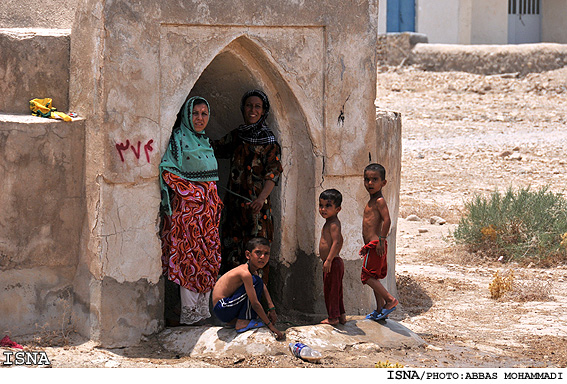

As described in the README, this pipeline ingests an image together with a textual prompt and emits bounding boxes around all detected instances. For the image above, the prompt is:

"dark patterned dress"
[214,130,283,274]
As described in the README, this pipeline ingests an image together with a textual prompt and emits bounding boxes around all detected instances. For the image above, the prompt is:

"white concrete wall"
[378,0,387,34]
[416,0,461,44]
[470,0,507,44]
[69,0,395,347]
[542,0,567,44]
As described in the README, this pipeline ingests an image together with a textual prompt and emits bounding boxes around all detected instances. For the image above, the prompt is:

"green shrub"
[454,186,567,266]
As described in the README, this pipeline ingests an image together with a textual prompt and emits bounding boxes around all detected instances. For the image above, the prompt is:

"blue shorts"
[213,275,264,323]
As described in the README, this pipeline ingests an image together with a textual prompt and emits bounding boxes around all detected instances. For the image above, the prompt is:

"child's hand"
[270,326,284,340]
[268,309,277,324]
[323,259,332,274]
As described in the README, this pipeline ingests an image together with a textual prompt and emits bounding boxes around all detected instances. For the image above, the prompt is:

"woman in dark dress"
[214,90,283,283]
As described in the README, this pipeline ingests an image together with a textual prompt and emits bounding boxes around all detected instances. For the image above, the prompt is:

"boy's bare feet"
[384,297,399,310]
[339,314,347,324]
[320,317,339,325]
[235,318,250,330]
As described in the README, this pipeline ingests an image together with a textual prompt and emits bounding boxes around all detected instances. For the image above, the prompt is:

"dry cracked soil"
[3,64,567,370]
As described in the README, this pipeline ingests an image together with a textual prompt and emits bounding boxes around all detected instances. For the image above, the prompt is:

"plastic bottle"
[289,342,323,362]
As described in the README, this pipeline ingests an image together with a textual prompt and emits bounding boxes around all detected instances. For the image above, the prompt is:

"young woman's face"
[192,103,209,133]
[243,96,264,125]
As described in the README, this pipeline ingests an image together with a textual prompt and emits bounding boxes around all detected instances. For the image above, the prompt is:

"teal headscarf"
[159,96,218,215]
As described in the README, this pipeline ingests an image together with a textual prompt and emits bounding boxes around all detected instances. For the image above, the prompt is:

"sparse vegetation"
[454,187,567,266]
[375,360,404,368]
[488,269,553,302]
[488,270,515,299]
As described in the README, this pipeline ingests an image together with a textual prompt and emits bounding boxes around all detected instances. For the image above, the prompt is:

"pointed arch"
[159,30,322,312]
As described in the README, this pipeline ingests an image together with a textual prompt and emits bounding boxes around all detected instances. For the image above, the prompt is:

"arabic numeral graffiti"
[116,139,154,163]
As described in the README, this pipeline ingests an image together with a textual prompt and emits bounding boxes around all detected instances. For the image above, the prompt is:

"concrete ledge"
[377,32,428,66]
[411,43,567,75]
[0,28,71,114]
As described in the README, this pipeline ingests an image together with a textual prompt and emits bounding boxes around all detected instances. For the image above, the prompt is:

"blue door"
[508,0,541,44]
[387,0,416,32]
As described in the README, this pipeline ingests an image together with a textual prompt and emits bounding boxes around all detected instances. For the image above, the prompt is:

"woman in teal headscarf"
[159,96,223,325]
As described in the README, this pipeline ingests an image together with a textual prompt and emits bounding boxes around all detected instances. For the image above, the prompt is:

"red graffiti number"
[116,139,154,163]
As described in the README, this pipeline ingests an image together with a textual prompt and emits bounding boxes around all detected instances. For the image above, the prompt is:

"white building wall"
[470,0,507,44]
[416,0,461,43]
[542,0,567,43]
[378,0,387,34]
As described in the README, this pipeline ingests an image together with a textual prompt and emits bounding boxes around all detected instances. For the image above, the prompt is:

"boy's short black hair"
[245,237,271,253]
[319,188,342,207]
[364,163,386,180]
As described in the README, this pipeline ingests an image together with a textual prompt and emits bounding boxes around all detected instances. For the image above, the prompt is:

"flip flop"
[236,319,265,333]
[365,310,381,320]
[374,306,397,321]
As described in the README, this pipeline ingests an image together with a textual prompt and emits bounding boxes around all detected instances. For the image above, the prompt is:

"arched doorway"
[160,34,320,323]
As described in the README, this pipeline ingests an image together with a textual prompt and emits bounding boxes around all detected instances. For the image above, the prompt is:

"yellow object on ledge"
[29,98,72,121]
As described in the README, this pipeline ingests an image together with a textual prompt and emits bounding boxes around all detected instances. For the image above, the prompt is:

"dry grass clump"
[489,270,515,299]
[489,269,553,302]
[375,360,404,368]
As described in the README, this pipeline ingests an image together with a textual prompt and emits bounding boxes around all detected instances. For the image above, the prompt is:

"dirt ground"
[3,65,567,369]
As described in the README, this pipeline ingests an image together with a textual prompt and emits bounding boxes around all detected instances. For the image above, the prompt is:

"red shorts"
[360,240,388,284]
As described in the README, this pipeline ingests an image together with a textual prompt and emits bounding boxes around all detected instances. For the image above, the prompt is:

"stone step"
[0,28,71,115]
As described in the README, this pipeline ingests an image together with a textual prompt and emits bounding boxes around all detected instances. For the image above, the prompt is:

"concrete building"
[1,0,402,347]
[379,0,567,44]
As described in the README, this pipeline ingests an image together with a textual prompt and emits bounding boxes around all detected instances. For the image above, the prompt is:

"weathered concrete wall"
[377,32,428,66]
[410,43,567,75]
[0,29,70,114]
[416,0,464,44]
[470,0,507,44]
[69,0,390,347]
[0,0,77,29]
[0,115,85,335]
[542,0,567,44]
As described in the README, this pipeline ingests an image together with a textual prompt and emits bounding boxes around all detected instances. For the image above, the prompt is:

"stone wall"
[377,32,428,66]
[69,0,398,347]
[411,43,567,75]
[0,115,85,336]
[0,29,70,115]
[378,32,567,75]
[0,0,77,29]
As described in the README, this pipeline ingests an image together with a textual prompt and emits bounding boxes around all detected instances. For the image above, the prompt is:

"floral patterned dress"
[160,171,223,324]
[214,130,283,273]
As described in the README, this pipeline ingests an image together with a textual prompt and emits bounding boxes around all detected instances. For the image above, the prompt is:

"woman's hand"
[247,180,276,214]
[247,198,264,214]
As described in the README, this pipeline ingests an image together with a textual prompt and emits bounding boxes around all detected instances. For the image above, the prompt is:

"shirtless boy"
[360,163,399,321]
[318,189,346,325]
[212,237,284,340]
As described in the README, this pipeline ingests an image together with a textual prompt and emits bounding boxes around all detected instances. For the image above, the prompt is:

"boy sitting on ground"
[212,237,284,340]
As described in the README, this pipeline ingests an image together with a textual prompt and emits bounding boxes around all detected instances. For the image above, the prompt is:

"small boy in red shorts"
[360,163,398,321]
[318,189,346,325]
